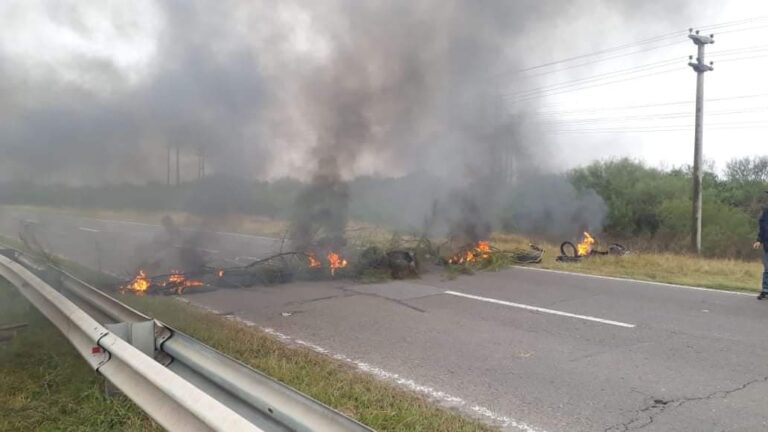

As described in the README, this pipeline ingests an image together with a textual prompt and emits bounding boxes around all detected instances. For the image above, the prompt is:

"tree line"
[571,156,768,258]
[0,156,765,258]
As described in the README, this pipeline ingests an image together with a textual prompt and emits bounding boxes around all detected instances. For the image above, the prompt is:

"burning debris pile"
[557,232,628,262]
[443,240,544,271]
[116,164,551,296]
[120,249,353,296]
[426,192,544,271]
[121,269,209,296]
[447,240,492,265]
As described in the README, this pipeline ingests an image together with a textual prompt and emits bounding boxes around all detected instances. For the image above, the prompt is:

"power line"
[515,35,682,73]
[547,123,768,134]
[539,107,768,124]
[713,54,768,65]
[536,92,768,116]
[506,57,682,99]
[698,16,768,31]
[710,44,768,56]
[508,50,768,103]
[550,120,768,130]
[471,18,768,108]
[521,40,686,78]
[490,16,768,79]
[713,23,768,35]
[506,67,683,103]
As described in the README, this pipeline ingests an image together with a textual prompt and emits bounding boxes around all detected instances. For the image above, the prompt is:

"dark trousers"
[763,251,768,294]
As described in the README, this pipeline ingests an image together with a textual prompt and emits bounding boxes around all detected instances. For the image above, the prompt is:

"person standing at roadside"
[754,192,768,300]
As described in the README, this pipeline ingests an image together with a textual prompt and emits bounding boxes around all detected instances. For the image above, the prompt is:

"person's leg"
[763,251,768,294]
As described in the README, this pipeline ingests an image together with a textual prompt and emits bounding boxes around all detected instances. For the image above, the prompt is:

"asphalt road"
[2,207,768,432]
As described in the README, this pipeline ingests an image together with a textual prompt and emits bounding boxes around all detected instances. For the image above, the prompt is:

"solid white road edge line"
[261,325,548,432]
[78,227,100,232]
[444,290,636,328]
[512,265,755,296]
[177,299,547,432]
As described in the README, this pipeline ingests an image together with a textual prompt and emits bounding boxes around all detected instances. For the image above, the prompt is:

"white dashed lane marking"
[444,290,636,328]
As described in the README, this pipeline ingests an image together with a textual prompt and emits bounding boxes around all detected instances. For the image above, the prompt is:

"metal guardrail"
[0,248,373,432]
[0,254,262,432]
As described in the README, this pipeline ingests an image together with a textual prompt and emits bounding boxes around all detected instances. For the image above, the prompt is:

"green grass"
[0,237,495,431]
[0,281,161,432]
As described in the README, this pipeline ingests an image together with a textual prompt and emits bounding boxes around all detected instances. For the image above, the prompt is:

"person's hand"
[754,241,763,250]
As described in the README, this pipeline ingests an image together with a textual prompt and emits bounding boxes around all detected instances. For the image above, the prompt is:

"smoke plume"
[0,0,703,238]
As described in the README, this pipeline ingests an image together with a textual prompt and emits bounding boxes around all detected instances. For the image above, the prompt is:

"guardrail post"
[104,320,156,397]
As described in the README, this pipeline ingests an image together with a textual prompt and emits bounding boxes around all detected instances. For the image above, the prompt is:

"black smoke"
[0,0,704,238]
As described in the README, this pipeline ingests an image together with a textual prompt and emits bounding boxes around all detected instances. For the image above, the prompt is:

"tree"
[724,156,768,183]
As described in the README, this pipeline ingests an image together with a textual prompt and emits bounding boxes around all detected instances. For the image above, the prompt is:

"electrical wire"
[535,92,768,116]
[506,67,683,103]
[547,121,768,134]
[539,108,768,125]
[505,58,683,99]
[489,16,768,79]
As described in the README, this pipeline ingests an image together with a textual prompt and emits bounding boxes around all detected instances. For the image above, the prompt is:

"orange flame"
[476,240,491,256]
[576,232,595,257]
[123,270,150,295]
[164,270,203,295]
[326,251,348,276]
[449,240,492,264]
[307,253,321,268]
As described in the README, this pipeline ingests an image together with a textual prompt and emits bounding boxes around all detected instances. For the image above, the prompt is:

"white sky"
[510,2,768,172]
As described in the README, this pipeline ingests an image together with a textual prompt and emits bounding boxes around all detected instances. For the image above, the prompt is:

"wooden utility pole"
[197,147,206,180]
[688,29,714,254]
[175,145,180,185]
[166,145,171,186]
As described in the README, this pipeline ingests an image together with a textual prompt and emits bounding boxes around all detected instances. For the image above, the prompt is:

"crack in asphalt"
[283,292,356,306]
[340,287,429,313]
[604,375,768,431]
[280,286,435,313]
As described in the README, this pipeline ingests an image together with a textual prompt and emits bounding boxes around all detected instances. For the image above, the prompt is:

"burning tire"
[560,241,578,258]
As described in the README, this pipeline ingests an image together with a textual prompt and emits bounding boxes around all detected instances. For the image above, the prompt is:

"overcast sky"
[515,2,768,171]
[0,0,765,184]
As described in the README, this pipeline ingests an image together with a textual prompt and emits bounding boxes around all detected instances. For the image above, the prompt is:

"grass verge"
[0,281,161,432]
[116,293,496,431]
[491,233,763,293]
[0,239,496,432]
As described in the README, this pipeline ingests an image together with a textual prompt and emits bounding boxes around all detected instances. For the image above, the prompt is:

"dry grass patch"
[491,233,763,292]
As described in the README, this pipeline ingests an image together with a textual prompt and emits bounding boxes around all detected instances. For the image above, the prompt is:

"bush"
[657,196,755,258]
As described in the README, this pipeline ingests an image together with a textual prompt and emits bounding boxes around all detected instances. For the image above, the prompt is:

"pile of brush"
[439,240,544,272]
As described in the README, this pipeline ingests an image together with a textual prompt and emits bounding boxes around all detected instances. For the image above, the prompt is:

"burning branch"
[443,240,543,269]
[306,253,321,268]
[327,251,348,276]
[121,269,205,296]
[448,240,492,265]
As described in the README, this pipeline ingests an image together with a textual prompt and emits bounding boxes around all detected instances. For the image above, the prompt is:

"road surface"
[1,207,767,432]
